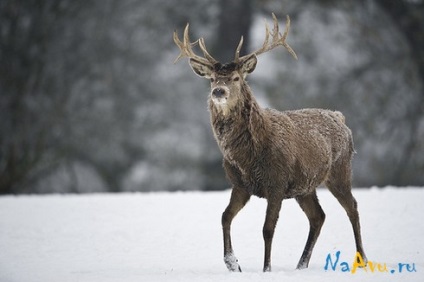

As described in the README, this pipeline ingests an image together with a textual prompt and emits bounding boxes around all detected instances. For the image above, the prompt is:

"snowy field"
[0,187,423,282]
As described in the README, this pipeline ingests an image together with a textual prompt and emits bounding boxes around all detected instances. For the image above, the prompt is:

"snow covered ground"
[0,187,422,282]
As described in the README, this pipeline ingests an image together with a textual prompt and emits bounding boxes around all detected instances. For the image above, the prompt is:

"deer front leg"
[263,199,282,272]
[222,187,250,272]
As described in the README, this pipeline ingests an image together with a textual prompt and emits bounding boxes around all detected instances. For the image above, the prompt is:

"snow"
[0,187,423,282]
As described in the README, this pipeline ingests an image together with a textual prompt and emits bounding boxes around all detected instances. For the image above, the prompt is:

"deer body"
[174,13,367,272]
[212,101,350,200]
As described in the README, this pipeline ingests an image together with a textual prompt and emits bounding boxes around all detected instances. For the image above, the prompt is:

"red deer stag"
[173,13,367,272]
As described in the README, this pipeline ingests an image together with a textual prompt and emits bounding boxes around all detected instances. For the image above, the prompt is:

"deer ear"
[189,58,213,79]
[240,54,257,76]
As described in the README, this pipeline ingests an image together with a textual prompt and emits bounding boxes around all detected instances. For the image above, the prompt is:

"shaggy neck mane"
[209,82,269,160]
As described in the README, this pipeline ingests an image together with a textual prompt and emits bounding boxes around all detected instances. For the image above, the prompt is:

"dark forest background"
[1,0,423,194]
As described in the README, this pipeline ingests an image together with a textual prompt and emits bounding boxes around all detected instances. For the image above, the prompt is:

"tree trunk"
[214,0,254,63]
[374,0,424,184]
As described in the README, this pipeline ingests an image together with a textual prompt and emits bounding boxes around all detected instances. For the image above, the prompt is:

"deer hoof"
[296,262,308,270]
[263,265,271,272]
[224,253,242,272]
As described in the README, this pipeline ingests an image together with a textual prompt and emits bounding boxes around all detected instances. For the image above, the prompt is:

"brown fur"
[205,67,367,272]
[173,14,367,272]
[210,83,352,199]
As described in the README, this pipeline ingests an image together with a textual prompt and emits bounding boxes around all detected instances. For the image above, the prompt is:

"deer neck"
[209,83,268,162]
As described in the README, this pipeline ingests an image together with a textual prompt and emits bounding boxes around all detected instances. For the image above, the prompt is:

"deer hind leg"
[326,165,367,265]
[295,191,326,269]
[222,186,251,272]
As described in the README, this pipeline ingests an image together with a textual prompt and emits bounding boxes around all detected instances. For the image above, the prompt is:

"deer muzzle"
[212,87,226,98]
[211,86,230,105]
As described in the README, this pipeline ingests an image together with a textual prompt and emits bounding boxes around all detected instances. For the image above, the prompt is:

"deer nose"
[212,88,226,98]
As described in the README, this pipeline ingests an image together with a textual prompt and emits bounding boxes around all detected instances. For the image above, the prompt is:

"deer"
[173,13,367,272]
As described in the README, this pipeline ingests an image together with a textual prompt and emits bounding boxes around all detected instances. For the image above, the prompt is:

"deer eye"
[233,76,240,82]
[210,78,215,83]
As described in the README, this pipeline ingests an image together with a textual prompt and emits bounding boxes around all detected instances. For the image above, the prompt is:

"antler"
[235,13,298,63]
[173,24,218,65]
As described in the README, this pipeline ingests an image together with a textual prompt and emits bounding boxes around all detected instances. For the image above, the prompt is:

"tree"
[214,0,254,62]
[374,0,424,184]
[0,0,92,193]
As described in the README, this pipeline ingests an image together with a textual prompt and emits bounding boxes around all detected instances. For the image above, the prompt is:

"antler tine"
[271,13,280,43]
[260,21,271,55]
[237,13,297,62]
[173,23,217,65]
[199,38,218,65]
[281,15,298,60]
[234,36,244,63]
[173,24,190,63]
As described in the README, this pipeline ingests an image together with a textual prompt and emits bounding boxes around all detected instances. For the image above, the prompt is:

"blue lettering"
[407,263,417,272]
[324,251,340,271]
[340,261,350,272]
[398,262,417,273]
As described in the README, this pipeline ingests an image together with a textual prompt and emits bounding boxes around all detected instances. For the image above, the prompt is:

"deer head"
[173,13,297,112]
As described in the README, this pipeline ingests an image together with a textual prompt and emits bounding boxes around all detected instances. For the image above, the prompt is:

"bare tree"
[214,0,254,62]
[374,0,424,184]
[0,0,83,193]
